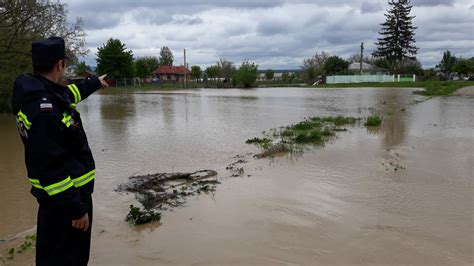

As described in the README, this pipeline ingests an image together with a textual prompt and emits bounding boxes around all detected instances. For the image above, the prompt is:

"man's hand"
[72,213,89,232]
[99,74,109,88]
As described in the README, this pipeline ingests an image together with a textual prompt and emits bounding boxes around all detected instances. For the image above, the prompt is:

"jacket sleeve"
[27,110,87,220]
[66,76,103,105]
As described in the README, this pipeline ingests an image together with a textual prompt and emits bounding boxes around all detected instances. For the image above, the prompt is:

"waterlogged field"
[0,87,472,265]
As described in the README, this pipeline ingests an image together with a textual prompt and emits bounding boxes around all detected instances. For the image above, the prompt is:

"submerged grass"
[126,205,161,225]
[365,115,383,126]
[313,81,474,96]
[245,137,272,149]
[246,116,359,158]
[310,116,359,126]
[292,121,315,130]
[294,130,323,143]
[2,234,36,262]
[412,81,474,96]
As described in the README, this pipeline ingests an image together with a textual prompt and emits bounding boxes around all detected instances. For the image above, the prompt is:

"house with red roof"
[151,66,191,82]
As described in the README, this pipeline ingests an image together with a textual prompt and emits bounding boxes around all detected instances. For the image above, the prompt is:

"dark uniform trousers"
[36,193,93,266]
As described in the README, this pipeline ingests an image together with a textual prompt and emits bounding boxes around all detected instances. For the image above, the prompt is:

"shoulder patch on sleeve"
[39,97,53,112]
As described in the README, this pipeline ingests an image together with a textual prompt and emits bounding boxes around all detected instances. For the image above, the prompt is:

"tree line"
[89,38,259,88]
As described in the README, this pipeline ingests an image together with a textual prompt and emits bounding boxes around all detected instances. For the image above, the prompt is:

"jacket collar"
[34,74,71,104]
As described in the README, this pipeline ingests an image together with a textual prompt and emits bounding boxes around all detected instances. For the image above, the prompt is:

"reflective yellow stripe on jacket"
[62,112,72,127]
[18,111,32,130]
[67,84,81,104]
[28,170,95,195]
[29,177,74,196]
[72,169,96,188]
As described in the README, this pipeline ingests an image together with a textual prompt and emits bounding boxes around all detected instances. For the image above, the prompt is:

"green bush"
[233,60,258,88]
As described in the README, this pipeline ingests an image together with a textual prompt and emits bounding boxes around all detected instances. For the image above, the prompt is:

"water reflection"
[2,88,472,265]
[375,89,410,148]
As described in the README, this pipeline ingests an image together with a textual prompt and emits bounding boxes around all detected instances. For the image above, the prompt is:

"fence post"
[413,74,416,82]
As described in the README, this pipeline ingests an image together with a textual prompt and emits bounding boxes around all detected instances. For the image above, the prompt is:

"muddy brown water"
[0,87,472,265]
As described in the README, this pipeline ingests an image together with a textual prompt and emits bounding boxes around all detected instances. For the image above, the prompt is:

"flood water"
[0,87,472,265]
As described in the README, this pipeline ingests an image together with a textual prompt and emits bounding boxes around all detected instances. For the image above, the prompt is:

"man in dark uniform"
[11,37,108,265]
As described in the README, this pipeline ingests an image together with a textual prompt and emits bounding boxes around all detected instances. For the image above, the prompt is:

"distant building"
[257,72,291,81]
[348,62,388,75]
[69,70,96,82]
[151,66,191,82]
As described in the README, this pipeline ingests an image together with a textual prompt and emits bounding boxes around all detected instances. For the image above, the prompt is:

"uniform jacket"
[12,74,102,219]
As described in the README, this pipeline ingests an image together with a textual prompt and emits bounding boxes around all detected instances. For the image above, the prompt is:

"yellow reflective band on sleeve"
[29,177,74,196]
[29,178,42,189]
[67,84,81,104]
[72,169,95,188]
[62,112,72,127]
[43,177,74,196]
[71,84,82,102]
[18,111,32,130]
[67,85,79,103]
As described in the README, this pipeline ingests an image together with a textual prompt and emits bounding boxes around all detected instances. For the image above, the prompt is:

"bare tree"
[217,58,235,82]
[301,51,330,83]
[348,54,375,64]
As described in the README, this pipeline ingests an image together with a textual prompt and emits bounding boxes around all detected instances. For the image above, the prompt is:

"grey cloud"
[360,1,383,13]
[70,0,473,69]
[257,20,293,36]
[413,0,455,6]
[80,13,122,30]
[67,0,287,14]
[133,9,173,25]
[171,15,203,25]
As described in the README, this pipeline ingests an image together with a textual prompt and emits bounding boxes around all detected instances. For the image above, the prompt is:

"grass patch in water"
[245,137,272,149]
[280,129,294,137]
[247,116,359,158]
[365,115,382,126]
[294,130,323,143]
[313,81,474,96]
[2,234,36,262]
[322,127,335,136]
[292,121,315,130]
[413,81,474,96]
[126,205,161,225]
[310,116,359,126]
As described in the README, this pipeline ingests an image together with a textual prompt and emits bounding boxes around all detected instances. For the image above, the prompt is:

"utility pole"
[360,42,364,75]
[183,49,187,89]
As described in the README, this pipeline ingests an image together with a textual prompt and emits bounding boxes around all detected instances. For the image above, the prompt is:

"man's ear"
[56,59,64,71]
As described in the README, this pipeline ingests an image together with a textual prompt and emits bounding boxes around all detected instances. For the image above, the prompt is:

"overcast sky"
[64,0,474,69]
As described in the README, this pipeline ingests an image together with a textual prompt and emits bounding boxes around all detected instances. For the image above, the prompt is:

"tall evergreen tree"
[96,38,134,79]
[373,0,418,70]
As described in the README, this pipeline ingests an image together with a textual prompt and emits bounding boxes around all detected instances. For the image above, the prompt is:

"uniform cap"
[31,37,68,67]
